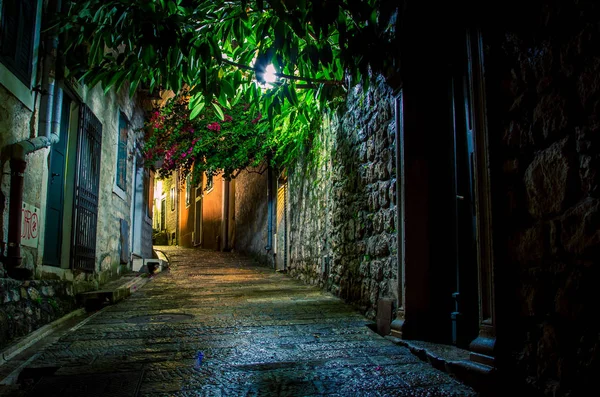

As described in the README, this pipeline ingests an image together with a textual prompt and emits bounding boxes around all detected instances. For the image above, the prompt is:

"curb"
[0,308,86,367]
[386,336,497,395]
[0,273,154,385]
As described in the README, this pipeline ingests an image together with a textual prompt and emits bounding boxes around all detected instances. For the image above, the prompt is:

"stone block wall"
[0,84,47,275]
[287,77,397,318]
[0,279,76,349]
[484,1,600,394]
[234,168,273,266]
[87,84,148,282]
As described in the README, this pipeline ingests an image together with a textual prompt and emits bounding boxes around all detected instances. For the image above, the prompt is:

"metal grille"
[72,104,102,272]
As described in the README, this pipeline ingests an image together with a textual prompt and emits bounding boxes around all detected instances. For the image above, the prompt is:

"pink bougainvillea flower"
[224,114,233,122]
[251,112,262,124]
[207,122,221,131]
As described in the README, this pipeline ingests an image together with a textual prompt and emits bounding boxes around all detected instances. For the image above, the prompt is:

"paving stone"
[16,247,476,396]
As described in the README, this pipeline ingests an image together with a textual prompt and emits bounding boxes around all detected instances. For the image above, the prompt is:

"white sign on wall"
[21,202,40,248]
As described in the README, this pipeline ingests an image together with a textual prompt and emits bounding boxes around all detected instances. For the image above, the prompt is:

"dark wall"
[233,168,273,266]
[287,78,397,318]
[483,1,600,395]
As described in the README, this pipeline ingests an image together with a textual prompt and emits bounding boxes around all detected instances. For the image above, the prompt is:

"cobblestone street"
[19,247,476,396]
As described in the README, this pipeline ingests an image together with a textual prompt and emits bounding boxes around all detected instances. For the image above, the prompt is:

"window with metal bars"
[0,0,37,87]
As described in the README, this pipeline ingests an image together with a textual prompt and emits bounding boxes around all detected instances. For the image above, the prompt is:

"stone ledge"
[77,274,152,311]
[386,336,498,396]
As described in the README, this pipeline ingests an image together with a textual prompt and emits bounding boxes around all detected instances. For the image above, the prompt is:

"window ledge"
[113,185,127,201]
[0,64,34,111]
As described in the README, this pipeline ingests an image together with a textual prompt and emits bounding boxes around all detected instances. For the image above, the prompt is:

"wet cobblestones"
[23,247,476,396]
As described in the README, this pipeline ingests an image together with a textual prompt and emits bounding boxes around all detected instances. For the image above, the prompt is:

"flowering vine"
[143,91,268,184]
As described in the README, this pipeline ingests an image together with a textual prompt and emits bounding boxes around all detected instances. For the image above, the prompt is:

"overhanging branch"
[220,58,344,86]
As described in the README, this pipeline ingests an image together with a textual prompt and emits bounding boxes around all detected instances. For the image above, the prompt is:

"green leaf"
[142,45,156,65]
[190,101,205,120]
[104,70,125,93]
[168,1,177,14]
[169,72,181,94]
[212,102,225,121]
[218,89,230,108]
[129,77,140,98]
[221,79,234,98]
[231,89,242,106]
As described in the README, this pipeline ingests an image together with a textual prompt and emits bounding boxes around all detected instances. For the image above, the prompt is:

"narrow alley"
[8,247,475,396]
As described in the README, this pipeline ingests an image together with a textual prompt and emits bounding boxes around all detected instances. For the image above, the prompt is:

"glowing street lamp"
[262,64,277,84]
[256,63,278,85]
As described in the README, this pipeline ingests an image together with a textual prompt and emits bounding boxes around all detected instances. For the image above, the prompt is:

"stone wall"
[0,84,47,276]
[233,168,273,266]
[0,278,76,349]
[1,66,148,347]
[484,1,600,394]
[85,84,148,283]
[287,78,397,318]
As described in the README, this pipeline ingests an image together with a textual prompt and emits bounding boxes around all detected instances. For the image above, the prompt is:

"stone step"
[77,273,153,311]
[76,255,169,311]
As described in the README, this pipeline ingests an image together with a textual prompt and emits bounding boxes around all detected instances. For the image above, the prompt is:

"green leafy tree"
[60,0,399,172]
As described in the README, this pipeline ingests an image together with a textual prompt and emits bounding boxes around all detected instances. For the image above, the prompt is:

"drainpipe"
[222,178,230,251]
[6,152,27,271]
[6,0,63,277]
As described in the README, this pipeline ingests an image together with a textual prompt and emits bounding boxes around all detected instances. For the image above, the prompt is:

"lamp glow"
[263,64,277,84]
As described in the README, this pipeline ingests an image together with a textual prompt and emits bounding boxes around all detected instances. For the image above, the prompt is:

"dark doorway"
[43,98,71,266]
[448,32,480,348]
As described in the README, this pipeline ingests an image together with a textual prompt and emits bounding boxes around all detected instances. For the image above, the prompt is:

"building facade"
[0,0,154,347]
[153,170,235,251]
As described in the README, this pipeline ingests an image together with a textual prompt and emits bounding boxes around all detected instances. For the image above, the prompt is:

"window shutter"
[116,113,128,190]
[0,0,37,86]
[16,0,35,80]
[0,2,19,58]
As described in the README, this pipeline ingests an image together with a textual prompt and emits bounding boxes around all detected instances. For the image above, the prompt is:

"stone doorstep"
[385,336,497,395]
[77,273,153,311]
